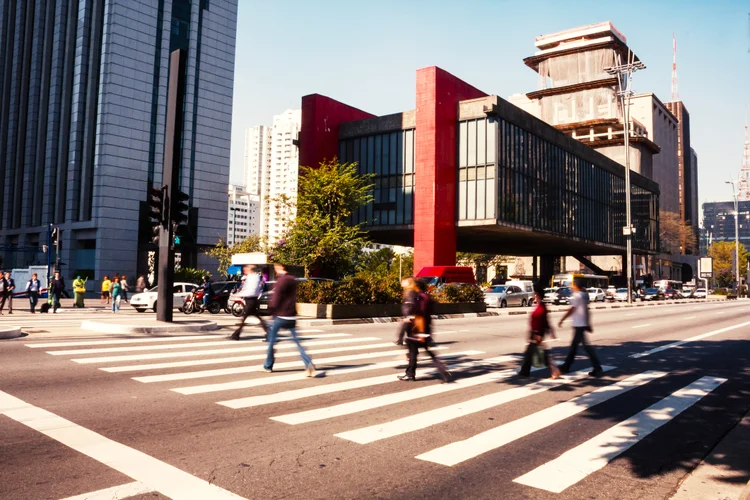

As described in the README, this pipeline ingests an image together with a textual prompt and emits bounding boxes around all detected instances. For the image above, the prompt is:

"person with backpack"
[26,273,41,313]
[519,284,560,378]
[558,278,604,377]
[230,265,268,341]
[398,279,451,382]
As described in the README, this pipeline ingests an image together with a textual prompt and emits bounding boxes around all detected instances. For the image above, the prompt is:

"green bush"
[429,284,484,304]
[713,288,728,296]
[174,267,210,284]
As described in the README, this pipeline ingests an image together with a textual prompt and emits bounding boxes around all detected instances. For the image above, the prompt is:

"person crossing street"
[50,271,65,313]
[558,278,603,377]
[230,265,268,341]
[26,273,41,313]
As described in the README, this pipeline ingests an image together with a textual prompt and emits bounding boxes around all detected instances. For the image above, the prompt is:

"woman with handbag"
[519,284,560,379]
[398,279,452,382]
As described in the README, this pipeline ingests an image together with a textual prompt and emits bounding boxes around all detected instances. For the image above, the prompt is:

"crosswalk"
[25,332,727,494]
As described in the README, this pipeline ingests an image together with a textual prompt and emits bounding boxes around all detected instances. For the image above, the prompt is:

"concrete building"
[0,0,238,288]
[244,125,272,197]
[703,200,750,251]
[665,101,698,251]
[227,185,259,246]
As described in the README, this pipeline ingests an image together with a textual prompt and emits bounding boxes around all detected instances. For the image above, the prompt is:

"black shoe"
[589,367,604,377]
[559,365,570,374]
[397,374,416,381]
[518,370,531,377]
[442,371,453,383]
[229,334,240,341]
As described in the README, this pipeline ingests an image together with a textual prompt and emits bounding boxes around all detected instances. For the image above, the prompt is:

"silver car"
[484,285,530,308]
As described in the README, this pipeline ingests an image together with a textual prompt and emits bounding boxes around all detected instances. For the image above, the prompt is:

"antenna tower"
[671,34,679,101]
[739,124,750,201]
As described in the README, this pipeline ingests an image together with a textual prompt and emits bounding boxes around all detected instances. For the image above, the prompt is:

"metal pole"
[735,190,740,294]
[46,223,51,284]
[623,92,633,303]
[232,207,237,245]
[399,254,402,282]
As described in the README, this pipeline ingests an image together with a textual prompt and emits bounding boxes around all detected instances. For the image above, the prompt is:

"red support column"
[299,94,374,169]
[413,67,486,273]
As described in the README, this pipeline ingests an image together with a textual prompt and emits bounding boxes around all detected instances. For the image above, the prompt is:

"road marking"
[71,337,382,364]
[0,390,245,499]
[26,334,224,348]
[217,351,490,409]
[415,371,665,466]
[682,316,696,320]
[60,481,154,500]
[624,313,637,316]
[630,321,750,358]
[125,344,406,381]
[631,324,651,329]
[335,366,616,444]
[174,350,481,394]
[47,334,351,355]
[272,358,521,425]
[513,376,726,493]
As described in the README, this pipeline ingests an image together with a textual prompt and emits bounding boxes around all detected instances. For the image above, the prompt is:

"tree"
[204,234,264,277]
[708,241,748,288]
[271,159,374,278]
[660,211,698,255]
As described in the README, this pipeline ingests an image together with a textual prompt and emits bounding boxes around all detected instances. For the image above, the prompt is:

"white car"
[613,288,636,302]
[588,288,606,302]
[130,282,198,312]
[692,288,707,299]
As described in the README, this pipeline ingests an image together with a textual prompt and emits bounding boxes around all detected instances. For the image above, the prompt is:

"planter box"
[296,302,485,319]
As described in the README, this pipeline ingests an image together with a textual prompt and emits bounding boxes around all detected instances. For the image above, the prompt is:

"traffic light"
[171,187,189,226]
[50,227,59,246]
[149,186,167,245]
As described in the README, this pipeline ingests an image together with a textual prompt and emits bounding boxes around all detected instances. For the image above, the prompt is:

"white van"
[504,280,534,306]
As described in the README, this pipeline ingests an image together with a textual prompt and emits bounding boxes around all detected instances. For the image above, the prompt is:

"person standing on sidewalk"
[26,273,41,313]
[263,263,315,376]
[101,276,111,304]
[0,271,7,315]
[73,276,87,308]
[519,284,560,378]
[231,265,267,341]
[3,271,15,314]
[111,277,122,313]
[121,275,130,304]
[558,278,603,377]
[50,271,65,313]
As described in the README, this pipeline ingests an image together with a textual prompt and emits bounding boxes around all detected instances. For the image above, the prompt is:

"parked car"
[605,285,617,300]
[692,288,707,299]
[130,282,198,312]
[543,286,572,305]
[484,285,530,308]
[663,289,680,300]
[613,288,636,302]
[587,287,606,302]
[641,287,664,301]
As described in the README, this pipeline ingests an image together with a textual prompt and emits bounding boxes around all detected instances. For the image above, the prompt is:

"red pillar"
[413,67,486,273]
[299,94,374,169]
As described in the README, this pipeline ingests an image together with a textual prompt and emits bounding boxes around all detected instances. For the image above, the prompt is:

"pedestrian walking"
[519,284,560,378]
[0,271,7,315]
[73,276,87,308]
[558,278,604,377]
[398,279,451,382]
[3,271,16,314]
[135,274,147,293]
[121,275,130,303]
[263,263,315,376]
[230,265,268,341]
[26,273,41,313]
[395,277,418,346]
[50,271,65,313]
[101,276,111,304]
[111,277,122,313]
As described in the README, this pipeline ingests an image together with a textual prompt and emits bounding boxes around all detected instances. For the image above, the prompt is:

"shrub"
[429,284,484,304]
[175,267,209,284]
[713,288,728,296]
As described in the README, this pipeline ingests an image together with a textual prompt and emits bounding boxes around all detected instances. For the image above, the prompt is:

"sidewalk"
[670,409,750,500]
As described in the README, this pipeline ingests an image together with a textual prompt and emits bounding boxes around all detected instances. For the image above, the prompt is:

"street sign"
[699,257,713,279]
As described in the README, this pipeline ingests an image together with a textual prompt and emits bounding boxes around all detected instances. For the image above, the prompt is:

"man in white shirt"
[558,279,603,377]
[230,265,268,341]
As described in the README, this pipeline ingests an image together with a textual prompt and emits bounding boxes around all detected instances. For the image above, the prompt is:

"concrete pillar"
[540,255,555,288]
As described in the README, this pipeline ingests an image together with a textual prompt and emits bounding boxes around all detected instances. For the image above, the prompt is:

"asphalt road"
[1,299,749,499]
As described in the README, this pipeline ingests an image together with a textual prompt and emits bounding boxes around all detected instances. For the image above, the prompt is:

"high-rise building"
[665,101,698,252]
[243,110,301,246]
[227,185,259,246]
[0,0,238,288]
[703,200,750,250]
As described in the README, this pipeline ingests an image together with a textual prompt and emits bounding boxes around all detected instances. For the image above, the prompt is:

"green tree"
[271,159,374,278]
[204,234,264,277]
[708,241,748,288]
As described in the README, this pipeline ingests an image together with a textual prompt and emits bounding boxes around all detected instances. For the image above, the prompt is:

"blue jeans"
[112,295,121,312]
[264,318,311,370]
[202,293,209,308]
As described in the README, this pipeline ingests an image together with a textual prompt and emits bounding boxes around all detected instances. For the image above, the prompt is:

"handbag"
[530,343,545,368]
[413,315,426,334]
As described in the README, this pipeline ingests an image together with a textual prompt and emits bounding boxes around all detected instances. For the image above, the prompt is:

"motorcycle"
[230,296,246,317]
[183,289,223,314]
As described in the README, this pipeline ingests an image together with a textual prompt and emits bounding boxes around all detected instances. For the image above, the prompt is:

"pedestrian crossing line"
[126,344,416,380]
[630,320,750,358]
[217,352,495,410]
[513,375,726,493]
[334,366,616,445]
[60,481,154,500]
[174,350,482,395]
[272,356,522,425]
[26,334,225,348]
[71,337,383,364]
[46,334,352,356]
[414,370,665,466]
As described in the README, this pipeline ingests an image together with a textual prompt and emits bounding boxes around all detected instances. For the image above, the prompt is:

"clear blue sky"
[230,0,750,210]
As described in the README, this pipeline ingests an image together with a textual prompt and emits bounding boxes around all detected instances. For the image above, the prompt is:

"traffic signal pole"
[156,49,186,322]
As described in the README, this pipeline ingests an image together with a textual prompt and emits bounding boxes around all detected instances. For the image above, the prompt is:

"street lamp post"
[726,178,741,293]
[606,52,645,305]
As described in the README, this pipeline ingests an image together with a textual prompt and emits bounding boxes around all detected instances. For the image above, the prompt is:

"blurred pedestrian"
[26,273,41,313]
[101,275,111,304]
[3,271,15,314]
[73,276,87,308]
[0,271,7,315]
[263,263,315,376]
[519,284,560,378]
[50,271,65,313]
[395,277,418,346]
[231,265,267,341]
[398,280,451,382]
[121,275,130,303]
[111,277,122,313]
[558,278,603,377]
[135,274,147,293]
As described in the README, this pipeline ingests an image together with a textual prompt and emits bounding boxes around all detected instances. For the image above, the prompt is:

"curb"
[0,327,22,339]
[80,320,218,334]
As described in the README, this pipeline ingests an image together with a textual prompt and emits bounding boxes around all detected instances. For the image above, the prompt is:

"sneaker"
[306,364,316,378]
[589,367,604,377]
[397,374,416,381]
[262,367,273,373]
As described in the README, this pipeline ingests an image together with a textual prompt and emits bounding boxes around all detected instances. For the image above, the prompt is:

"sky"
[229,0,750,209]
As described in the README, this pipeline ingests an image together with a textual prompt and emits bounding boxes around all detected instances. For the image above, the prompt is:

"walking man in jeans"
[230,265,267,341]
[263,263,315,377]
[50,271,65,313]
[26,273,41,313]
[558,279,603,377]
